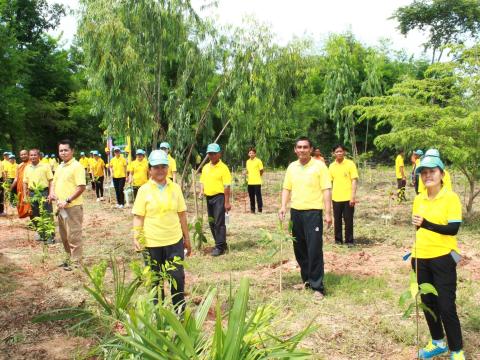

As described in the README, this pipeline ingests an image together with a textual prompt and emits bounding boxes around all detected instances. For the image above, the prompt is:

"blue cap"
[425,149,440,157]
[414,149,424,156]
[3,151,11,156]
[136,149,146,155]
[148,150,169,166]
[80,151,85,156]
[113,146,120,152]
[50,154,55,158]
[416,155,445,174]
[159,142,170,149]
[44,154,49,158]
[206,143,221,153]
[93,150,100,156]
[90,150,95,154]
[8,154,15,159]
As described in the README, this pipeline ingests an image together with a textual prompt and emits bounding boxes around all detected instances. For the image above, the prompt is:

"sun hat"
[206,143,221,153]
[148,150,169,166]
[424,148,440,158]
[136,149,146,155]
[414,149,424,156]
[416,155,445,174]
[159,142,171,150]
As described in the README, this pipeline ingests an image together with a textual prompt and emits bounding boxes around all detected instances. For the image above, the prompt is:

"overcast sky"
[50,0,428,58]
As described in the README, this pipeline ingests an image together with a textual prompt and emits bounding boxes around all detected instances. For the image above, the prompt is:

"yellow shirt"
[7,162,17,179]
[412,187,462,258]
[79,157,89,170]
[395,155,405,179]
[23,163,53,190]
[49,158,58,171]
[92,158,106,178]
[283,158,332,210]
[246,157,264,185]
[109,156,127,178]
[418,169,452,193]
[128,158,149,187]
[167,154,177,179]
[132,179,186,247]
[200,160,232,196]
[40,158,49,165]
[329,159,358,202]
[53,159,86,208]
[88,157,96,172]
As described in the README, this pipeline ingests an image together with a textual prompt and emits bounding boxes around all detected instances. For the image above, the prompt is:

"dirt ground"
[1,167,479,359]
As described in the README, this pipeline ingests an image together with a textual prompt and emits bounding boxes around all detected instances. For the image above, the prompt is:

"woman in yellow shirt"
[411,152,465,360]
[92,151,106,201]
[132,150,191,312]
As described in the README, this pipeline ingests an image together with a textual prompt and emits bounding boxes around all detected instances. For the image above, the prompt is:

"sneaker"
[100,197,104,201]
[96,198,101,202]
[118,205,124,209]
[450,350,465,360]
[418,339,448,359]
[0,212,6,217]
[115,204,120,208]
[211,248,225,257]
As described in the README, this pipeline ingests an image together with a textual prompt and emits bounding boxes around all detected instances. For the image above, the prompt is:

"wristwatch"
[66,198,71,204]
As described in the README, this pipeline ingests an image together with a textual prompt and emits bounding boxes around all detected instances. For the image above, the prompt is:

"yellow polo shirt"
[283,158,332,210]
[109,156,127,178]
[53,159,86,207]
[49,158,58,171]
[200,160,232,196]
[132,179,186,247]
[329,159,358,202]
[246,157,264,185]
[418,169,452,194]
[128,158,149,186]
[88,157,96,172]
[23,163,53,190]
[7,162,17,179]
[79,157,89,170]
[40,158,49,165]
[167,154,177,179]
[395,155,404,179]
[92,158,106,177]
[412,187,462,259]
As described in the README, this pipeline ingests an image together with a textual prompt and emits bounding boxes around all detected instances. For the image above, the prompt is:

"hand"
[198,191,203,199]
[278,207,286,221]
[349,198,356,207]
[184,238,192,257]
[57,200,68,209]
[324,213,333,229]
[412,215,424,227]
[225,202,231,212]
[133,238,143,252]
[47,194,57,203]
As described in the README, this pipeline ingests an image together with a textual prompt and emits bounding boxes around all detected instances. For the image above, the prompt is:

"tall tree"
[392,0,480,63]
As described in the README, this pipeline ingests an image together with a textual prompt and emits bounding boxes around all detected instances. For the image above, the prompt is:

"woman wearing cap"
[411,151,465,360]
[159,142,177,182]
[132,150,191,312]
[127,149,148,199]
[92,152,106,201]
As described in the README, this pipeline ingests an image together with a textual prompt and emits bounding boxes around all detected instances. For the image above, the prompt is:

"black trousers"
[29,189,53,241]
[414,174,420,194]
[412,254,463,352]
[0,179,4,213]
[332,200,354,244]
[90,173,96,190]
[397,178,407,201]
[7,179,16,205]
[247,185,263,213]
[146,239,185,312]
[133,186,140,199]
[95,176,104,198]
[112,177,126,205]
[206,194,227,250]
[290,209,325,293]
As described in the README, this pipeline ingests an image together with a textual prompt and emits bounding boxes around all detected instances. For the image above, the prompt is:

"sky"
[50,0,428,58]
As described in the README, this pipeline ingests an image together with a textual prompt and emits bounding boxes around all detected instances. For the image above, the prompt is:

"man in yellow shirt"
[92,151,106,201]
[51,139,86,270]
[395,149,407,203]
[199,143,232,257]
[279,137,332,299]
[109,147,127,208]
[39,152,49,165]
[127,149,148,199]
[88,151,97,191]
[6,154,18,206]
[245,147,264,213]
[160,142,177,182]
[329,144,358,246]
[23,149,54,243]
[411,149,423,194]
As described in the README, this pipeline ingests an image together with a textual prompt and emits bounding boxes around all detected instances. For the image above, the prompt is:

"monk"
[10,149,31,218]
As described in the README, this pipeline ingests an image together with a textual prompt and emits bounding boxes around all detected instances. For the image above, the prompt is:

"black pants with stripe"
[113,177,125,205]
[332,200,354,244]
[206,194,227,251]
[95,176,104,198]
[290,209,325,293]
[412,254,463,352]
[146,238,185,312]
[247,185,263,213]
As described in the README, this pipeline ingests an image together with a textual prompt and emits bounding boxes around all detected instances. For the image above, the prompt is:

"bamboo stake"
[192,169,199,220]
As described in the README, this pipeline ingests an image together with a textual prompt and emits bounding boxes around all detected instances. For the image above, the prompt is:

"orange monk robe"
[16,161,31,218]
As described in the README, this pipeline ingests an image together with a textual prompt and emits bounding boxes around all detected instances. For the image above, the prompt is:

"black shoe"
[258,209,262,213]
[211,248,225,257]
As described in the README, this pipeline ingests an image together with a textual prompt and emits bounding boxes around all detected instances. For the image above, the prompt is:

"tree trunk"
[466,178,479,216]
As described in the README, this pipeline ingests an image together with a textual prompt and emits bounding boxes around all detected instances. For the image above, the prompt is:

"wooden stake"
[192,169,199,220]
